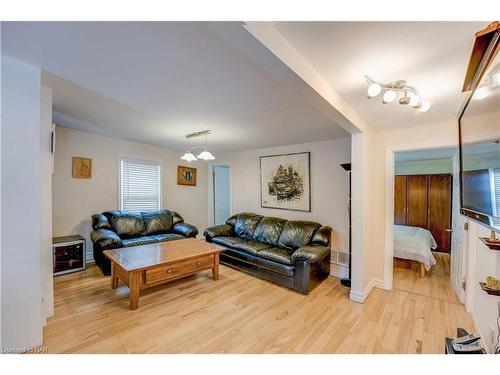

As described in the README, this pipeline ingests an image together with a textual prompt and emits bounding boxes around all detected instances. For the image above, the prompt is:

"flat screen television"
[459,27,500,231]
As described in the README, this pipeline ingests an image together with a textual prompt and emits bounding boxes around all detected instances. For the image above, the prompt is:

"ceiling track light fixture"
[180,130,215,162]
[365,75,431,112]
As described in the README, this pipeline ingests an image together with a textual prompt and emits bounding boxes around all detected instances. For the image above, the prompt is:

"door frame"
[207,162,232,227]
[384,140,458,291]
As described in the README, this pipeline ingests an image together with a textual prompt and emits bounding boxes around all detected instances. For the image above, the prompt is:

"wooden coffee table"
[103,238,224,310]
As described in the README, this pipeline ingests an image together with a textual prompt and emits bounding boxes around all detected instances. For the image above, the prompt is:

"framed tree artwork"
[177,166,197,186]
[72,157,92,179]
[260,151,311,212]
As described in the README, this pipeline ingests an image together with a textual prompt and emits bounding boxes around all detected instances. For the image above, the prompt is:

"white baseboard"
[349,278,385,303]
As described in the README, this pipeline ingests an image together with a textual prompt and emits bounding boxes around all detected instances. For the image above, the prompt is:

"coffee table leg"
[129,271,141,310]
[111,262,119,289]
[212,253,220,281]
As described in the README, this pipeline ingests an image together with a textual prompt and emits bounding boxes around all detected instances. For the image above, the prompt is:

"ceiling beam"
[243,22,372,134]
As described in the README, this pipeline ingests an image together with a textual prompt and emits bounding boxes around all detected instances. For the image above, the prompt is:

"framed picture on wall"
[260,151,311,212]
[177,166,197,186]
[72,157,92,179]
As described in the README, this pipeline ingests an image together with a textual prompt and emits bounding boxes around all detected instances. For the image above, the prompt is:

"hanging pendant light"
[196,149,215,160]
[196,132,215,160]
[179,130,215,162]
[180,152,197,162]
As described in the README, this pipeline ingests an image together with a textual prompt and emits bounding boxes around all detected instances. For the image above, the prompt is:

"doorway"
[387,145,467,304]
[212,165,231,226]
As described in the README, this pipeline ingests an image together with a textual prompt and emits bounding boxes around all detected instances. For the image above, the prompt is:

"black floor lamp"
[340,162,351,288]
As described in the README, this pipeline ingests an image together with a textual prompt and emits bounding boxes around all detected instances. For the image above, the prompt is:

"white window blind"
[120,157,161,211]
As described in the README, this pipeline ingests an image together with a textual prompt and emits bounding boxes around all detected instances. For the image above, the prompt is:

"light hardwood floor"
[394,252,459,303]
[44,256,474,354]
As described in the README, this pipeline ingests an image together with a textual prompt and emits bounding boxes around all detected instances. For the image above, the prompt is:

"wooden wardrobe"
[394,174,452,253]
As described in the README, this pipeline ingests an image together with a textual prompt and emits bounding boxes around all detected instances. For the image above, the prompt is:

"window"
[120,157,161,211]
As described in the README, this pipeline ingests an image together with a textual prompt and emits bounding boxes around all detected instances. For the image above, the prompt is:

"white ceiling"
[1,22,349,153]
[2,21,489,150]
[274,21,488,130]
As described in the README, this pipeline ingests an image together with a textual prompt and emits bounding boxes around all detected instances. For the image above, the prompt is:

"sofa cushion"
[142,209,173,235]
[258,246,294,265]
[253,217,287,245]
[278,220,322,250]
[225,214,238,227]
[109,211,146,238]
[121,236,158,247]
[151,233,184,242]
[92,213,112,230]
[234,213,263,239]
[212,236,245,248]
[231,240,272,255]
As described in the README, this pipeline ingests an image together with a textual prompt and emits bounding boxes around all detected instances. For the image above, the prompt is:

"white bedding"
[394,225,437,271]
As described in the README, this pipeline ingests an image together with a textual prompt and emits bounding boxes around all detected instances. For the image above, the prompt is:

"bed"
[393,225,437,277]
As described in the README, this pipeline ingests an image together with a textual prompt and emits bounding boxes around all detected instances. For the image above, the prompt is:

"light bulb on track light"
[367,83,382,98]
[409,94,420,107]
[419,101,431,112]
[382,90,396,103]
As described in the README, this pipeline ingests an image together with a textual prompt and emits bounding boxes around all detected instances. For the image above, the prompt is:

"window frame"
[118,155,162,212]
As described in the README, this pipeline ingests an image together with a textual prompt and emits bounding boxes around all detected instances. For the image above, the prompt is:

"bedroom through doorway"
[392,147,466,303]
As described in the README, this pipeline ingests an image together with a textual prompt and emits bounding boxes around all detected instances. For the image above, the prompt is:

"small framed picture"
[177,166,197,186]
[72,157,92,179]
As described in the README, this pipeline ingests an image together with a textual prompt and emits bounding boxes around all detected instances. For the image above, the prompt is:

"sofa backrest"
[234,212,263,239]
[142,209,173,235]
[226,212,330,249]
[107,211,145,238]
[92,209,184,238]
[252,217,287,246]
[278,221,322,250]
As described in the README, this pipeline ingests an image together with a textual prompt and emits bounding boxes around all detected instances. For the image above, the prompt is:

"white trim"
[207,161,232,227]
[349,278,385,304]
[384,139,457,290]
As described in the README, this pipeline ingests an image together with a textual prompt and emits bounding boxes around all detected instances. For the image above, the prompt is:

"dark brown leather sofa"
[204,212,331,294]
[91,209,198,275]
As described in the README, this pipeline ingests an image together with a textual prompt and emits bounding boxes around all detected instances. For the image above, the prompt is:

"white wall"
[211,137,351,254]
[40,87,54,323]
[52,126,208,262]
[1,57,44,350]
[213,165,231,225]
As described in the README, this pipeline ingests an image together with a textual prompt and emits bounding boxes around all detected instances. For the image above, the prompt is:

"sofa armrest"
[90,229,122,250]
[291,245,331,265]
[172,222,198,238]
[203,224,234,241]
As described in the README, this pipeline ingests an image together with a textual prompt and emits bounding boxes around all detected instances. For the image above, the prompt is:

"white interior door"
[213,166,230,225]
[450,151,467,303]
